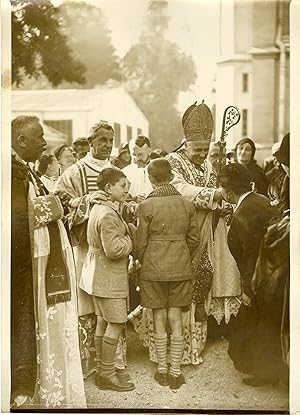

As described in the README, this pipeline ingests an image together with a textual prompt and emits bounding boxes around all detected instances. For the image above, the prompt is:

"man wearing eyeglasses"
[123,135,153,203]
[54,121,128,380]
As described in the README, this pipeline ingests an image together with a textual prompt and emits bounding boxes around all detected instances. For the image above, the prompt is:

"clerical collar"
[83,152,110,168]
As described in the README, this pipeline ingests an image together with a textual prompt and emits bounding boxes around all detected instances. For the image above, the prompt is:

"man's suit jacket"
[227,192,276,297]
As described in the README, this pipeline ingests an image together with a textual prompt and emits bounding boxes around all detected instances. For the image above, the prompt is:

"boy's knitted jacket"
[137,184,200,281]
[80,200,132,298]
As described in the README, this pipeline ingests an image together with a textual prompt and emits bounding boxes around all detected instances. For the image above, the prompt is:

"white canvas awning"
[40,121,68,150]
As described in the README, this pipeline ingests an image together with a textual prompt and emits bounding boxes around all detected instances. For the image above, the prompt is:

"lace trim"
[208,296,242,325]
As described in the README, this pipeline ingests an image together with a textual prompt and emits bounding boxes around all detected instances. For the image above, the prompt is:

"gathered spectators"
[73,137,90,160]
[234,137,269,196]
[35,153,60,192]
[54,144,76,175]
[266,142,287,206]
[111,143,131,169]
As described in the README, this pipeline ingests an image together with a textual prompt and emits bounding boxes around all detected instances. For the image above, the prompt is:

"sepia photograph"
[1,0,300,412]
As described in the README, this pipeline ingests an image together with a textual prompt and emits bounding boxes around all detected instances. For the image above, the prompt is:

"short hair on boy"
[148,158,172,183]
[219,163,253,195]
[96,168,126,191]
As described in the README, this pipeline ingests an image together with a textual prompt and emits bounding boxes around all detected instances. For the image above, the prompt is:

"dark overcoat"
[227,192,275,297]
[11,156,37,400]
[227,191,276,374]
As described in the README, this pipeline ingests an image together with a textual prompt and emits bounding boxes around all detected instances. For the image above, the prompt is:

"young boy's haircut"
[96,168,126,191]
[148,159,172,183]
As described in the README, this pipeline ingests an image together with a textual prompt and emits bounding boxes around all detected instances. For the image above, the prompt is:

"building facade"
[12,87,149,154]
[215,0,290,162]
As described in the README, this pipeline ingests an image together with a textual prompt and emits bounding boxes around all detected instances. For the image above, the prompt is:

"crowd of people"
[11,101,290,409]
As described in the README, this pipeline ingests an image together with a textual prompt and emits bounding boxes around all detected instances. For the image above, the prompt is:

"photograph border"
[2,0,300,413]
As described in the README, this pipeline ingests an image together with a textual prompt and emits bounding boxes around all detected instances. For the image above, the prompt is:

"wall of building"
[219,0,235,57]
[12,89,149,154]
[234,0,252,53]
[215,0,290,162]
[252,0,277,48]
[252,54,278,145]
[215,62,236,147]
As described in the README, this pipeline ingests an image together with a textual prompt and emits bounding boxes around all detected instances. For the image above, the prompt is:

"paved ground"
[84,325,289,412]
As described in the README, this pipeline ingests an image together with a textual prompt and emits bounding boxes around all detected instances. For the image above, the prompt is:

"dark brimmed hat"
[276,133,289,167]
[118,143,129,155]
[271,142,281,156]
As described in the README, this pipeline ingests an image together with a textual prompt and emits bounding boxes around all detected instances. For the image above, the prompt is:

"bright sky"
[52,0,220,111]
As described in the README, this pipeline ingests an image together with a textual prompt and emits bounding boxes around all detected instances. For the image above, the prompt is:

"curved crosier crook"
[216,106,241,186]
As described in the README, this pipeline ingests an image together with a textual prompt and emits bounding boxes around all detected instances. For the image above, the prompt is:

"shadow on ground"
[84,325,289,411]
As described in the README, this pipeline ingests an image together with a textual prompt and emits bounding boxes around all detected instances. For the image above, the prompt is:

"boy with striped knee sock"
[137,159,199,389]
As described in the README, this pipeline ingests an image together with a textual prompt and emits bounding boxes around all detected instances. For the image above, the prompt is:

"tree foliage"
[122,1,197,150]
[57,1,122,87]
[12,0,86,87]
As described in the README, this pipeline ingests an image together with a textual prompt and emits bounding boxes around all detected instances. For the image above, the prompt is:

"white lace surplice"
[28,182,86,409]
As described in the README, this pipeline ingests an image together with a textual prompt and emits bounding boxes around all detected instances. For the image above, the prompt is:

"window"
[242,109,248,136]
[242,73,248,93]
[44,120,73,142]
[114,123,121,147]
[137,128,142,136]
[126,125,132,142]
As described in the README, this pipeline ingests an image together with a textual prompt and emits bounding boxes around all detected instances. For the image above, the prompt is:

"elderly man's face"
[90,128,114,160]
[131,144,151,167]
[21,121,47,162]
[186,141,210,166]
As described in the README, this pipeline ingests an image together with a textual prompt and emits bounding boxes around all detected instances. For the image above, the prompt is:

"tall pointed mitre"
[182,100,213,142]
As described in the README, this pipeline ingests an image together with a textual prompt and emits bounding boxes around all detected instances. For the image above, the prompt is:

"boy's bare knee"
[153,308,167,334]
[168,307,183,335]
[106,322,125,339]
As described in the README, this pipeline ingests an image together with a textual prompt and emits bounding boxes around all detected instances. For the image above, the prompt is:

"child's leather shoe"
[154,371,169,386]
[168,373,186,390]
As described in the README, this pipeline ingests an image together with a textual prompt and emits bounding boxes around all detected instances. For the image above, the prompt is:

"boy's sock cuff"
[170,335,184,342]
[103,336,119,346]
[154,333,168,340]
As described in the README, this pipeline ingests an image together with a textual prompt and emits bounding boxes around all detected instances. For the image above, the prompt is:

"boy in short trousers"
[80,168,134,391]
[137,159,200,389]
